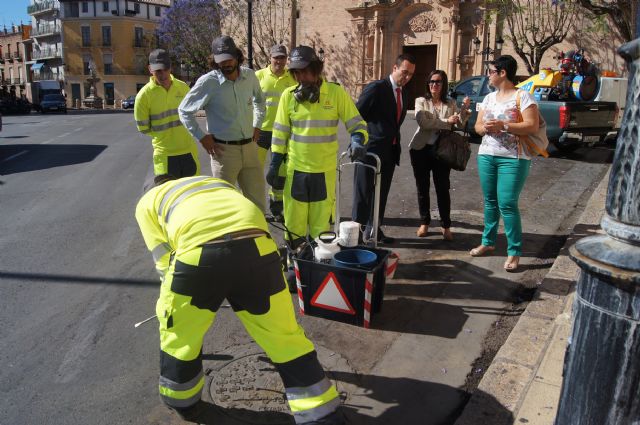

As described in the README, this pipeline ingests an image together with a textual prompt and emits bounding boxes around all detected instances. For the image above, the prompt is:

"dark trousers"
[352,154,396,232]
[409,145,452,228]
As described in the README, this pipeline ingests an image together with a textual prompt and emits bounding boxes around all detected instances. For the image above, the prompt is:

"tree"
[492,0,578,74]
[156,0,224,79]
[574,0,637,42]
[220,0,292,69]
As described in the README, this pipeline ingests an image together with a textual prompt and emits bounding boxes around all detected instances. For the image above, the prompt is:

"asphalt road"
[0,111,614,425]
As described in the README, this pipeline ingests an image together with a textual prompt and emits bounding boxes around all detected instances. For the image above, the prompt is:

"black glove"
[267,152,285,190]
[348,132,367,162]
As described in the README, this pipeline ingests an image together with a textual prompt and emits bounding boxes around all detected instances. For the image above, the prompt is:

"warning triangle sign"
[310,272,356,315]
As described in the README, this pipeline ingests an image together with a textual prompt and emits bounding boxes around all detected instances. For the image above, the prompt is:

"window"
[134,27,143,47]
[17,66,22,84]
[103,53,113,75]
[83,54,91,75]
[134,3,140,13]
[104,82,114,105]
[136,83,145,92]
[82,2,88,13]
[81,26,91,47]
[102,1,109,12]
[155,6,161,17]
[102,26,111,46]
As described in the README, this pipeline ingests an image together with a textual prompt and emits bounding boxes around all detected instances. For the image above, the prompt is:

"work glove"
[348,132,367,162]
[266,152,285,190]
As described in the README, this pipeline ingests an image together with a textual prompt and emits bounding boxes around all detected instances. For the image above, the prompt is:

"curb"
[454,167,610,425]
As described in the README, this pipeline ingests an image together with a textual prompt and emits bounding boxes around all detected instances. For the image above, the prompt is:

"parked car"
[450,75,617,152]
[40,94,67,114]
[0,98,32,115]
[122,95,136,109]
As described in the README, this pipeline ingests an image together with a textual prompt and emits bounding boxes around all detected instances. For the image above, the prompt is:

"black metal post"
[555,37,640,425]
[247,0,253,69]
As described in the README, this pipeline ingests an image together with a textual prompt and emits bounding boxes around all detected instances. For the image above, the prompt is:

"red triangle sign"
[310,272,356,315]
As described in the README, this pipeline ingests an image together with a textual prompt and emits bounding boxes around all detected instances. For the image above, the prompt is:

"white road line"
[2,150,28,162]
[72,127,84,132]
[56,132,71,139]
[41,139,55,144]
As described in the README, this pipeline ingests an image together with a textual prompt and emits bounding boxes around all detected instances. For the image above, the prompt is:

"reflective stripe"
[291,119,339,128]
[291,395,340,422]
[158,176,210,217]
[140,128,153,134]
[159,371,204,392]
[345,115,364,129]
[149,108,178,121]
[151,119,183,132]
[285,378,332,401]
[290,133,337,144]
[165,182,235,223]
[266,100,279,107]
[264,91,281,97]
[272,136,287,146]
[151,242,172,262]
[351,124,368,133]
[160,392,201,408]
[273,122,291,133]
[136,119,150,127]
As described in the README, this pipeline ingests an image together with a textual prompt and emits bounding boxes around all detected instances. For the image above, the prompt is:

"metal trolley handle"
[335,152,382,248]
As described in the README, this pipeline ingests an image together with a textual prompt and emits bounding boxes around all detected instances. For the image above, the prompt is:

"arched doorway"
[403,45,438,109]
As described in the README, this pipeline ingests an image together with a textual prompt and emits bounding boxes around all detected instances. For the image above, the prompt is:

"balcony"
[1,79,10,86]
[11,78,23,85]
[13,52,22,61]
[28,1,60,16]
[31,24,61,38]
[32,48,62,60]
[4,52,13,62]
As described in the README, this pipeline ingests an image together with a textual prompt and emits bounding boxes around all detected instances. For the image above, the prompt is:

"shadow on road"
[0,144,107,175]
[0,270,157,286]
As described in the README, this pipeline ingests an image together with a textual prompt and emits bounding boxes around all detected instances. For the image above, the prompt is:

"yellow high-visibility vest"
[256,66,297,132]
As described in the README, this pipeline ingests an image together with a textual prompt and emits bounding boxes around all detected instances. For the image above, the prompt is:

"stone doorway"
[403,45,437,110]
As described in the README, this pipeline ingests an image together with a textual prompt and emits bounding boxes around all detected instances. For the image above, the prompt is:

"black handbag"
[434,129,471,171]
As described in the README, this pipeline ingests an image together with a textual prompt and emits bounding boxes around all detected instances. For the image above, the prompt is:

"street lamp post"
[247,0,254,69]
[473,35,503,73]
[555,37,640,425]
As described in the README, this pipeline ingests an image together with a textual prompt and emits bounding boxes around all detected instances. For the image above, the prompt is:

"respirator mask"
[293,83,320,103]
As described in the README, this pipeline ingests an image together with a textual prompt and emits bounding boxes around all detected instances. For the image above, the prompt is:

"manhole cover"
[207,345,355,425]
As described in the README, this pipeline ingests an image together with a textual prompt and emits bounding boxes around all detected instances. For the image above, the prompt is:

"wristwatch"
[503,123,510,132]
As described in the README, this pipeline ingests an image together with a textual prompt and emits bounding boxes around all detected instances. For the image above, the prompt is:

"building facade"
[293,0,626,104]
[0,25,32,100]
[27,0,64,90]
[58,0,171,107]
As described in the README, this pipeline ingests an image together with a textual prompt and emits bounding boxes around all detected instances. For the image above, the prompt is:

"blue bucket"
[333,249,377,269]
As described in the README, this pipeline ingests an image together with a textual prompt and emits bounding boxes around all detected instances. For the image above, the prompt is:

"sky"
[0,0,32,29]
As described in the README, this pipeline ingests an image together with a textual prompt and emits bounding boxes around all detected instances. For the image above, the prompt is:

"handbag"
[435,128,471,171]
[515,90,550,157]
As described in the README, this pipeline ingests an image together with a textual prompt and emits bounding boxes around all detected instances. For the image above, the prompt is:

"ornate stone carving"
[408,12,438,33]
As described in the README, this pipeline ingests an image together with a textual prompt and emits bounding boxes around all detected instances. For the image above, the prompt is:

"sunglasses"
[428,80,443,85]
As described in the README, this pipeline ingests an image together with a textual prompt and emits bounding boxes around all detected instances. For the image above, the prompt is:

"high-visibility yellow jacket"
[271,79,368,173]
[134,75,195,156]
[135,176,268,277]
[255,66,297,132]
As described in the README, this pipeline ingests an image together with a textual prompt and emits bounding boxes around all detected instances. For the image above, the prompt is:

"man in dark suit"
[352,54,416,243]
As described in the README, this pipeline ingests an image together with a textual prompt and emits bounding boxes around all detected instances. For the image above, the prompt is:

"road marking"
[72,127,84,132]
[2,150,28,162]
[56,132,71,139]
[41,139,55,144]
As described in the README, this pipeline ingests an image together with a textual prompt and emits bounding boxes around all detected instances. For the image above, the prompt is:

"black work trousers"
[409,145,452,228]
[352,154,396,232]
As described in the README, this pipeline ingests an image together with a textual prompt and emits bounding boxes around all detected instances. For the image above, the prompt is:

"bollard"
[555,38,640,424]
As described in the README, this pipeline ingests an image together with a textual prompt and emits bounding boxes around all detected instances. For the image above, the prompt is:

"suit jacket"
[356,77,408,165]
[409,97,470,150]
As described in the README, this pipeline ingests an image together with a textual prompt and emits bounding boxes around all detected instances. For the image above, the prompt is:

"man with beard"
[268,46,368,257]
[179,36,266,212]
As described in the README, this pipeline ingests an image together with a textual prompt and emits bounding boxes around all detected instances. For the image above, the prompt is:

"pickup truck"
[449,76,618,152]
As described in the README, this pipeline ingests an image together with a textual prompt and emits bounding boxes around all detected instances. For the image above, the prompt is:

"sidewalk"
[455,169,609,425]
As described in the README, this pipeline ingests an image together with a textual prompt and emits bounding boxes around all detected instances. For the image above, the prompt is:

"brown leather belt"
[216,138,252,145]
[204,229,267,245]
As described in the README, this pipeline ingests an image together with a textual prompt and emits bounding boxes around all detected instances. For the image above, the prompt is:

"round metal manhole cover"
[207,345,355,424]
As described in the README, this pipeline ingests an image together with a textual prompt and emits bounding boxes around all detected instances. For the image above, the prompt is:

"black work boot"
[306,409,347,425]
[169,400,210,422]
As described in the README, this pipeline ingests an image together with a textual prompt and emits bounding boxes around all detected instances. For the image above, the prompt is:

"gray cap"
[149,49,171,71]
[212,35,238,63]
[270,44,287,58]
[288,46,319,70]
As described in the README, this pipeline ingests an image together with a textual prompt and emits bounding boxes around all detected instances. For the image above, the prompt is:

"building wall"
[0,25,32,99]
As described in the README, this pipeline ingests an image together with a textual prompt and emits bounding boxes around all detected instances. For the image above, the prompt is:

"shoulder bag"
[515,90,550,157]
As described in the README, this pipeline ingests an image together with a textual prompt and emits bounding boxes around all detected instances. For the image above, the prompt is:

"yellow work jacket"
[255,66,296,132]
[135,176,268,277]
[272,80,368,172]
[134,75,195,156]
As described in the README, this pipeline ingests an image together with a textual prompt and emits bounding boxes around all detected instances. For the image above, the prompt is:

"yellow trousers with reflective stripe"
[155,235,339,422]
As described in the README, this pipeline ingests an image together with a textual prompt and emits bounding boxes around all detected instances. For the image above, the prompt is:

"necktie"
[394,87,402,145]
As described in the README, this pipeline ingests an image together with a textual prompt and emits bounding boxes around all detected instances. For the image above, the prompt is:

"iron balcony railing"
[11,78,23,85]
[32,24,61,37]
[28,1,60,15]
[13,52,22,60]
[32,48,62,60]
[4,52,13,60]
